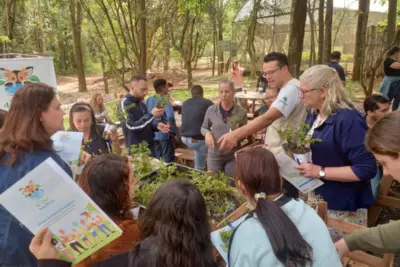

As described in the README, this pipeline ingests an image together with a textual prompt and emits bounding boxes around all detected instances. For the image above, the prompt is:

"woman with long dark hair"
[69,102,121,156]
[0,83,72,267]
[230,147,341,267]
[74,154,140,267]
[30,179,217,267]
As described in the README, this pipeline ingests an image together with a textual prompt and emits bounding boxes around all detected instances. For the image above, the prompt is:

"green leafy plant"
[230,111,246,130]
[154,94,169,108]
[219,229,233,251]
[276,123,322,155]
[133,164,244,221]
[130,141,153,179]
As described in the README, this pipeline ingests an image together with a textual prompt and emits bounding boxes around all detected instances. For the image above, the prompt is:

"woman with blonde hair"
[296,65,376,230]
[90,93,109,125]
[335,111,400,257]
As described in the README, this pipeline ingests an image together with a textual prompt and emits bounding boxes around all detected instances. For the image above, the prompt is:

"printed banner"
[0,57,57,110]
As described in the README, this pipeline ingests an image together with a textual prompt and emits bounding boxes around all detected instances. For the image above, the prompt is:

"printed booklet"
[0,158,122,264]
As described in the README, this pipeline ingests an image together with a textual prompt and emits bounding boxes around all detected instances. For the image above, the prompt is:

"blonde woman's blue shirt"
[228,199,341,267]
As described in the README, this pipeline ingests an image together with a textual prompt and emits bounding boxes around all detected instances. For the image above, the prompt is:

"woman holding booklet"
[229,146,341,267]
[296,65,376,229]
[30,179,218,267]
[0,83,72,267]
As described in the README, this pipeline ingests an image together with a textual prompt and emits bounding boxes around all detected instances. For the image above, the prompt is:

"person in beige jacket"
[335,111,400,257]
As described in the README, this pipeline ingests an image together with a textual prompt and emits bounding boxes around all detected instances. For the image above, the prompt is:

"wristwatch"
[319,166,326,179]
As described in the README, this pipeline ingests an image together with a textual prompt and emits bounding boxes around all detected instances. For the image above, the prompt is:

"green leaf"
[29,75,40,82]
[0,80,5,85]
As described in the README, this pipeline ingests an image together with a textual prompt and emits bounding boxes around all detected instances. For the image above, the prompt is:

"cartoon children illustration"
[80,219,99,243]
[72,228,92,247]
[81,211,115,237]
[58,229,87,255]
[51,238,74,261]
[19,180,44,200]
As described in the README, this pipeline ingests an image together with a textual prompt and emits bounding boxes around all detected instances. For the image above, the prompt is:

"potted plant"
[229,111,246,132]
[276,123,321,164]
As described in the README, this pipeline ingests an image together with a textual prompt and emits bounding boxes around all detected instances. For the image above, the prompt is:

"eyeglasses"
[299,88,320,96]
[262,68,281,77]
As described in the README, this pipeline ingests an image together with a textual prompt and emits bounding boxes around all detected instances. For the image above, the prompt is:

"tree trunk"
[162,22,170,71]
[187,60,193,89]
[38,0,46,55]
[317,0,324,64]
[58,39,67,73]
[217,20,224,75]
[138,0,147,76]
[323,0,333,63]
[387,0,397,46]
[100,54,109,94]
[246,0,262,77]
[287,0,307,77]
[212,19,216,76]
[3,0,17,41]
[352,0,370,81]
[307,0,317,67]
[70,0,87,93]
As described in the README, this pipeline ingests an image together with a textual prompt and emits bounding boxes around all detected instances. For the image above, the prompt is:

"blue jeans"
[388,80,400,111]
[371,167,382,200]
[181,137,207,171]
[154,139,175,163]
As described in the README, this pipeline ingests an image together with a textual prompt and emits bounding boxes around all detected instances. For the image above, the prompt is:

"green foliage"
[134,162,244,219]
[154,94,169,108]
[0,36,10,44]
[130,142,153,179]
[219,229,233,250]
[276,123,322,154]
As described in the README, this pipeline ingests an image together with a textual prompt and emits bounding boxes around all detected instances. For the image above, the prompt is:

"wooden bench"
[368,175,400,226]
[174,148,194,165]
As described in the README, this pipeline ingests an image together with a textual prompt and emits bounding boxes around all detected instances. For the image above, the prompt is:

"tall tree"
[37,0,46,55]
[287,0,307,77]
[246,0,262,77]
[317,0,324,64]
[323,0,333,63]
[352,0,370,81]
[307,0,317,66]
[70,0,87,93]
[138,0,147,76]
[387,0,397,46]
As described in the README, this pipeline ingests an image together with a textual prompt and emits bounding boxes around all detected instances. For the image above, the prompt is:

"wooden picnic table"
[235,91,267,118]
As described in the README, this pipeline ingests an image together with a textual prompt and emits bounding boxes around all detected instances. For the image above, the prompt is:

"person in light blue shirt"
[229,146,341,267]
[145,79,177,162]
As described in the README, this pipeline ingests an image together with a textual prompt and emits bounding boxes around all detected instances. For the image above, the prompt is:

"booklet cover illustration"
[0,158,122,264]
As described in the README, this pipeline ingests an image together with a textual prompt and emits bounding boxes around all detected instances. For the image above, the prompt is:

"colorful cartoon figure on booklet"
[0,66,37,95]
[81,211,115,237]
[58,229,87,255]
[51,238,74,261]
[19,180,44,200]
[72,228,93,247]
[80,219,99,243]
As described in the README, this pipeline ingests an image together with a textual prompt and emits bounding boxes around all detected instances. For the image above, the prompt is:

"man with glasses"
[219,52,307,197]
